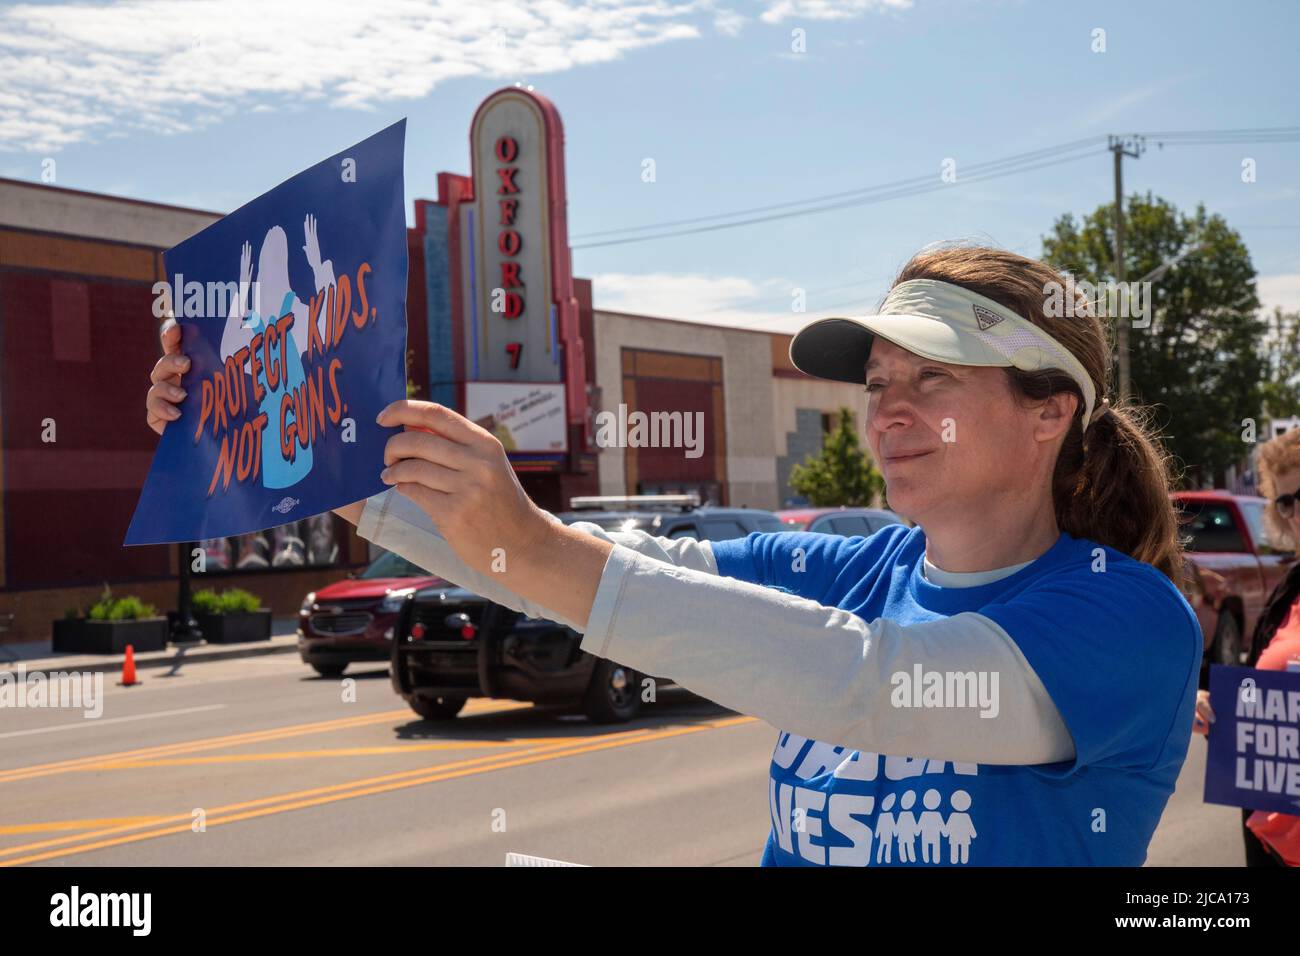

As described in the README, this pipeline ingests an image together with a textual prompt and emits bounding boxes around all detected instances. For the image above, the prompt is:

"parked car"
[297,550,449,677]
[1172,491,1297,676]
[775,506,907,535]
[555,493,787,540]
[390,494,785,723]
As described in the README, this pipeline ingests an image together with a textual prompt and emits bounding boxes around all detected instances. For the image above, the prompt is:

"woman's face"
[862,337,1069,525]
[1269,464,1300,548]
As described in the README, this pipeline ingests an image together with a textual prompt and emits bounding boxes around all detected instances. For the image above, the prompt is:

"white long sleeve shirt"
[356,489,1075,766]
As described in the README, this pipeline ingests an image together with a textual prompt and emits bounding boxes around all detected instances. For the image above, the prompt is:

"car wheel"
[312,663,347,678]
[582,659,642,723]
[409,695,467,720]
[1213,612,1242,666]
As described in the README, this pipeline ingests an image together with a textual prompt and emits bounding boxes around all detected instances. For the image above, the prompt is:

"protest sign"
[1203,663,1300,814]
[126,120,408,546]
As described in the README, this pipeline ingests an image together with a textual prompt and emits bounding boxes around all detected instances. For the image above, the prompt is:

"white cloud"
[1076,73,1195,128]
[0,0,919,153]
[0,0,708,152]
[1258,273,1300,316]
[759,0,912,23]
[713,8,748,36]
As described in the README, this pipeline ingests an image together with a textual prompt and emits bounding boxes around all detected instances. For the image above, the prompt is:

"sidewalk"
[0,616,303,675]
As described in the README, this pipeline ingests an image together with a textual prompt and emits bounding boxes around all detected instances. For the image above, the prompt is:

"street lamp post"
[173,541,204,644]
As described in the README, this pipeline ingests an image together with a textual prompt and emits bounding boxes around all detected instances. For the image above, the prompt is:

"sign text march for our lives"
[125,120,408,546]
[1203,664,1300,815]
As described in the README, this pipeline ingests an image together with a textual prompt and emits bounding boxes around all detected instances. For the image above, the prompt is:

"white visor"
[788,278,1098,427]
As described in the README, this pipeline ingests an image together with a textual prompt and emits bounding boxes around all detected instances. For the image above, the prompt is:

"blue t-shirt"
[709,524,1201,866]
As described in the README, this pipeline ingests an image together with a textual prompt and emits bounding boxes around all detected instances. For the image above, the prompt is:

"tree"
[1042,192,1267,485]
[788,407,884,506]
[1260,306,1300,422]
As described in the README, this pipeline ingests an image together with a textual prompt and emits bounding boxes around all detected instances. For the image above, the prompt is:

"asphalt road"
[0,654,1246,867]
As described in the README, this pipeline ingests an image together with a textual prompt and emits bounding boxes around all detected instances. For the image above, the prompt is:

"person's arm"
[358,400,1093,768]
[343,490,1074,767]
[579,542,1075,766]
[342,488,718,631]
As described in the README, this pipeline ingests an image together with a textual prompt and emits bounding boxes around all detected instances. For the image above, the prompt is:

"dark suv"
[555,494,786,540]
[390,495,784,723]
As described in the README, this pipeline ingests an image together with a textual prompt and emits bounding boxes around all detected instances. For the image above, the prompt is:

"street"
[0,654,1244,867]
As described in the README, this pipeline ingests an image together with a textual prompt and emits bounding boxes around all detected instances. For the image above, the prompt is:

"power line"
[571,126,1300,251]
[573,136,1107,241]
[574,148,1108,250]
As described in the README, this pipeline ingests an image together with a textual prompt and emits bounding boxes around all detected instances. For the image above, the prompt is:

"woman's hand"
[1193,688,1216,736]
[145,315,366,526]
[146,317,189,436]
[375,400,554,577]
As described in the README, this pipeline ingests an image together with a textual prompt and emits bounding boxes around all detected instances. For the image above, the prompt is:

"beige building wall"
[592,310,779,509]
[771,377,871,454]
[0,178,221,247]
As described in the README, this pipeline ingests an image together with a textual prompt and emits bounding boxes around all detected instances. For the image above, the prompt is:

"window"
[830,516,873,537]
[361,550,431,579]
[867,513,904,532]
[753,515,785,533]
[1238,500,1275,553]
[1177,502,1247,553]
[200,514,340,573]
[668,526,700,539]
[700,519,748,541]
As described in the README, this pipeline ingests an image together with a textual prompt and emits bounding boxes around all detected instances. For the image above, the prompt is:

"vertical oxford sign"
[460,87,587,458]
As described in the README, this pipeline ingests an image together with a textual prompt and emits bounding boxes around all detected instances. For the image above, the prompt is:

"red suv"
[297,551,448,677]
[1173,491,1297,677]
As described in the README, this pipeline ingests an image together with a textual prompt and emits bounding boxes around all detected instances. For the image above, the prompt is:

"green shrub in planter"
[218,588,262,613]
[107,595,157,620]
[191,588,222,616]
[58,585,166,653]
[194,588,270,644]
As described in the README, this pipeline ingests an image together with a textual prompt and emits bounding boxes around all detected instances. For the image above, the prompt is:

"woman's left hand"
[1193,688,1215,736]
[376,400,554,578]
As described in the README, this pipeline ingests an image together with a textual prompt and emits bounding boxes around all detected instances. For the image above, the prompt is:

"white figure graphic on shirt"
[874,792,898,864]
[918,788,948,863]
[946,790,977,863]
[894,790,919,863]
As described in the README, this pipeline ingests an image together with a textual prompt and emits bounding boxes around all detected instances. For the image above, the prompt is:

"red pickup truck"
[1173,491,1297,679]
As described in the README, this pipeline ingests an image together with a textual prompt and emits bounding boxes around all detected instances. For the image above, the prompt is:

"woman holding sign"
[148,244,1202,866]
[1194,427,1300,866]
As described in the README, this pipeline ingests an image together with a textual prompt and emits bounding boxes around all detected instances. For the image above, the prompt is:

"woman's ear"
[1033,391,1079,444]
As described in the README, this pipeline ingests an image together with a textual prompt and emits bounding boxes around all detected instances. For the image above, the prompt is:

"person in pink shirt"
[1194,427,1300,866]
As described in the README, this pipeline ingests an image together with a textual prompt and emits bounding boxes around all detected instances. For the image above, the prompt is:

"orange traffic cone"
[120,644,140,687]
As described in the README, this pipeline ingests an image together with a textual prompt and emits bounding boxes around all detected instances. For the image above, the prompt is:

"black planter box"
[52,617,169,654]
[52,617,85,649]
[196,609,272,644]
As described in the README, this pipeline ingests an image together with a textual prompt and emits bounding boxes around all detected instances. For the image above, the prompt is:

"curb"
[1,633,303,676]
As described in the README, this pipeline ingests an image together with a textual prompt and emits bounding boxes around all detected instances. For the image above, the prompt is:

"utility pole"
[1109,134,1146,401]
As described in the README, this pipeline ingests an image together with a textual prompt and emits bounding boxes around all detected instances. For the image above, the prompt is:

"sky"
[1,0,1297,334]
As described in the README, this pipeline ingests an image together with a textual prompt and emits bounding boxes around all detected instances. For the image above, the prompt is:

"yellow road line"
[1,715,756,866]
[0,699,529,785]
[101,738,604,767]
[0,709,412,783]
[0,721,689,860]
[0,817,169,836]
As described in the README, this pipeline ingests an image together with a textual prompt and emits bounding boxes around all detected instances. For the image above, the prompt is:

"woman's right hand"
[146,317,191,436]
[1193,688,1215,736]
[145,316,366,524]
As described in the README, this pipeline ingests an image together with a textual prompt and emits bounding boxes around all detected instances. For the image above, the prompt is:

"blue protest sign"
[1203,664,1300,815]
[125,120,408,546]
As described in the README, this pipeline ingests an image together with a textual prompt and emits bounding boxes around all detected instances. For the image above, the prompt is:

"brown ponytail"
[891,244,1185,583]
